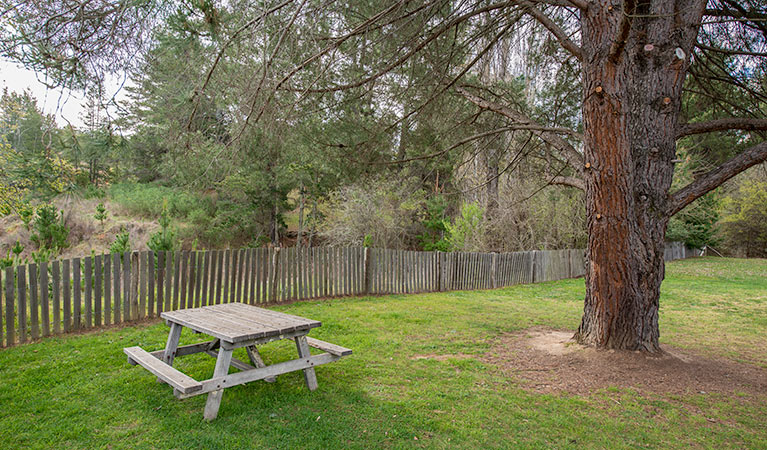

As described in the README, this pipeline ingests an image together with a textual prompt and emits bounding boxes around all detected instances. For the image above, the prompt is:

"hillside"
[0,194,159,261]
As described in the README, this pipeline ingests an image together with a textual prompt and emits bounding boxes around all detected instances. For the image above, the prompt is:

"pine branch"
[676,118,767,138]
[668,141,767,216]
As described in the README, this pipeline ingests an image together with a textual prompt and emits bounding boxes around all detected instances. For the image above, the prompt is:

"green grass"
[0,257,765,449]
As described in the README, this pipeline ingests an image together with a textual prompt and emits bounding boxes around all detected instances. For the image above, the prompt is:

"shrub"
[445,202,485,252]
[30,204,69,251]
[321,176,426,249]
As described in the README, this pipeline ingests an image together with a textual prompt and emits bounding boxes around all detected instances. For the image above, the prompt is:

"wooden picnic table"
[123,302,352,420]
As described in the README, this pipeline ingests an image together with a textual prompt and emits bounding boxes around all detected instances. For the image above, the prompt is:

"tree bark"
[574,0,706,352]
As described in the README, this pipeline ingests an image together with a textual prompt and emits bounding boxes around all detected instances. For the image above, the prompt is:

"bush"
[445,202,485,252]
[30,204,69,251]
[321,176,426,249]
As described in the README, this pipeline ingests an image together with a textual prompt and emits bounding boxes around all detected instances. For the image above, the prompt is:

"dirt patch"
[484,327,767,398]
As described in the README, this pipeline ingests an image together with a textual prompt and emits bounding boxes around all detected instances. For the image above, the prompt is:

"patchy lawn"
[0,257,765,449]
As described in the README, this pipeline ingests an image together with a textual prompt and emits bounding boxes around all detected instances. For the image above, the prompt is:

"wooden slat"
[296,247,303,300]
[206,250,215,306]
[148,251,155,316]
[40,262,50,336]
[63,259,72,331]
[236,249,245,303]
[156,251,165,314]
[84,257,92,328]
[201,251,211,307]
[17,265,27,343]
[103,254,112,325]
[164,251,173,312]
[112,253,120,324]
[188,250,197,309]
[124,346,202,394]
[179,251,189,310]
[138,251,147,318]
[222,249,231,304]
[29,264,39,339]
[215,250,224,305]
[94,256,102,326]
[247,249,256,304]
[130,252,139,319]
[194,251,203,308]
[172,251,181,311]
[344,247,350,295]
[255,249,262,303]
[5,267,15,345]
[122,252,130,320]
[52,261,61,334]
[73,259,81,331]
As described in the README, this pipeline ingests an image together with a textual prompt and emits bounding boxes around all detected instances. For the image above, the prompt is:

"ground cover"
[0,257,764,449]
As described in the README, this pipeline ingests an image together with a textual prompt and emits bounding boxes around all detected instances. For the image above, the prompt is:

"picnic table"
[123,302,352,420]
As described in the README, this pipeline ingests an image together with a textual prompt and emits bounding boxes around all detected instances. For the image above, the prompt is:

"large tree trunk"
[575,0,706,352]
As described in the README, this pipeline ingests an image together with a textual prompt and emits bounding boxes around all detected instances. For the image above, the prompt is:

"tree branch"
[549,175,585,190]
[676,118,767,138]
[456,86,584,172]
[668,141,767,216]
[523,2,583,60]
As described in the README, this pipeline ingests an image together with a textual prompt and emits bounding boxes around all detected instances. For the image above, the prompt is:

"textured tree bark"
[574,0,707,352]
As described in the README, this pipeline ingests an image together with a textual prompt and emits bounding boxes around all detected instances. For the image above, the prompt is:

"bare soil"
[483,327,767,398]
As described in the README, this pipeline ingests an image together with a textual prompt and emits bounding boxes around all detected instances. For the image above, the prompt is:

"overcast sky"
[1,58,129,129]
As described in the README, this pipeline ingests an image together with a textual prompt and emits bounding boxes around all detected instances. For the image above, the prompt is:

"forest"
[1,0,764,270]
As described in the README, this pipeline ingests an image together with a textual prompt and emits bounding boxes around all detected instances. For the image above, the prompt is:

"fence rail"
[0,242,694,347]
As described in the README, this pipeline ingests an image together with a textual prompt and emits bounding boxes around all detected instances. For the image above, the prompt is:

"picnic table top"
[161,303,321,343]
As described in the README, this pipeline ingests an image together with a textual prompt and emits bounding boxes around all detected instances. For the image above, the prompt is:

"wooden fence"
[0,242,693,347]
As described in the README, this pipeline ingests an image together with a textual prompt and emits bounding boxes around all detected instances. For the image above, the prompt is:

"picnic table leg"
[294,336,318,391]
[162,323,183,365]
[246,346,276,383]
[204,346,233,421]
[158,322,182,384]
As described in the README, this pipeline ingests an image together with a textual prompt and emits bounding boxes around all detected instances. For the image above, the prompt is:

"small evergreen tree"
[147,202,177,253]
[94,202,108,228]
[110,228,131,254]
[30,204,69,251]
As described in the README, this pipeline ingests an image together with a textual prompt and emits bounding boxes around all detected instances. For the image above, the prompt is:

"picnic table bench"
[123,302,352,420]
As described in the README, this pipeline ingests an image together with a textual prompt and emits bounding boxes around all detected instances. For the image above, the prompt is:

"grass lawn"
[0,257,765,449]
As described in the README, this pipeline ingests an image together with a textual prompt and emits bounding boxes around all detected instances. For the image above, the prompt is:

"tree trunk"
[574,0,706,352]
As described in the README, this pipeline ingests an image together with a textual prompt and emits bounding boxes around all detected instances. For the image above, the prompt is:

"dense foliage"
[0,1,764,259]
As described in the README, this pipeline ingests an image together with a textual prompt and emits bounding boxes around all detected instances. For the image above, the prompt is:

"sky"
[0,58,129,129]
